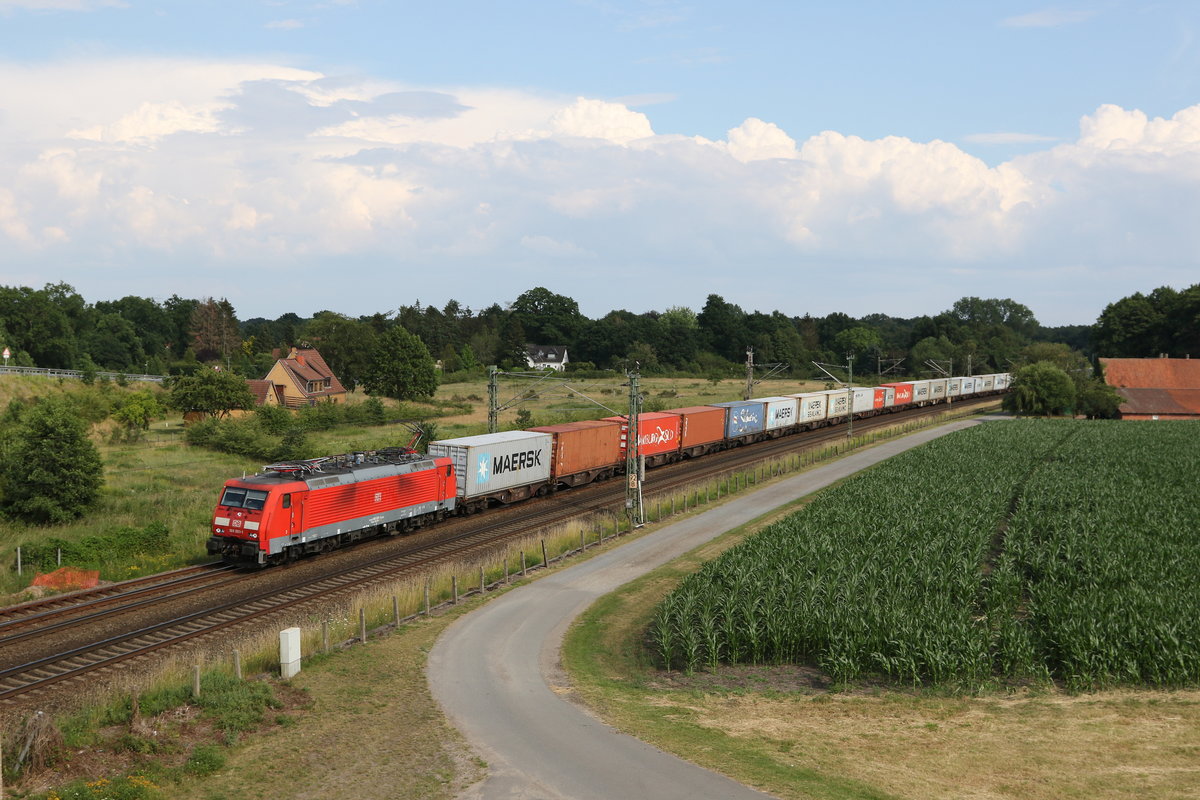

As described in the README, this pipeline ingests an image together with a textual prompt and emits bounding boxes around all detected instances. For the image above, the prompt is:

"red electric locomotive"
[207,448,457,566]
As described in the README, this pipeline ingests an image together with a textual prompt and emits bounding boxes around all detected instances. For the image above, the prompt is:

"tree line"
[9,281,1191,386]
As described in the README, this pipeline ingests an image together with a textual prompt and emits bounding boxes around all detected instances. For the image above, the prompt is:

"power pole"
[487,365,499,433]
[743,347,754,401]
[812,357,855,439]
[847,356,854,441]
[625,370,643,526]
[926,359,953,405]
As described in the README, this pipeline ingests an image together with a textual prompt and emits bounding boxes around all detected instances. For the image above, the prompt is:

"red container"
[882,383,914,405]
[602,412,682,459]
[662,406,727,450]
[872,388,886,409]
[527,420,623,481]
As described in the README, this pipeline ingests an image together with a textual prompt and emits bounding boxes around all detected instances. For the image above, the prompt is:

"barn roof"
[1099,357,1200,418]
[1099,357,1200,389]
[1114,388,1200,417]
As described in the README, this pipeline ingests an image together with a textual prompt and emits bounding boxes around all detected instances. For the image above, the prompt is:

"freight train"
[207,374,1009,565]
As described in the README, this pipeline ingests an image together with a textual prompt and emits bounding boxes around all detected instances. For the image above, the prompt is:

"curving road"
[429,419,990,800]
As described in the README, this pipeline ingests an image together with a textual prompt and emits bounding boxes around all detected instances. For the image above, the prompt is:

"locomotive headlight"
[249,532,258,539]
[215,527,224,534]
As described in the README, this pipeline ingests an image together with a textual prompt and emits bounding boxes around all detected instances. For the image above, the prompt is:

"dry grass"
[675,689,1200,800]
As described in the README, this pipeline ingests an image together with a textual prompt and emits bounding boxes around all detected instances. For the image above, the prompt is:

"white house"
[526,345,569,371]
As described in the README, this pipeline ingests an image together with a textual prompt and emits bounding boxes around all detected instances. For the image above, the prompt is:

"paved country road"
[428,419,991,800]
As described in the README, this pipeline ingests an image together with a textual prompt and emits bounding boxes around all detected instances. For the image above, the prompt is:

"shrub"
[184,744,226,776]
[253,404,293,435]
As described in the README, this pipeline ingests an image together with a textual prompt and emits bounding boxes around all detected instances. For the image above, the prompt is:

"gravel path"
[429,419,986,800]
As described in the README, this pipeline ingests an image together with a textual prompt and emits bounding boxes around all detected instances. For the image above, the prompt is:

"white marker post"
[280,627,302,679]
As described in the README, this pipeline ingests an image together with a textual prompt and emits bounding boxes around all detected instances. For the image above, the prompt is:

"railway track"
[0,397,999,709]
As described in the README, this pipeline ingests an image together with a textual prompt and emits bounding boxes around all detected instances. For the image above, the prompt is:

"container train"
[207,373,1010,566]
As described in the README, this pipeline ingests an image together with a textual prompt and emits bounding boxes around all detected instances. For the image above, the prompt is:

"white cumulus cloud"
[726,118,797,162]
[545,97,654,144]
[0,54,1197,326]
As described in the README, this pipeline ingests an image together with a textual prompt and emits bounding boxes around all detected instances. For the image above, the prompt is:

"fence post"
[192,664,202,699]
[580,530,586,552]
[521,551,527,577]
[479,567,486,595]
[322,620,329,654]
[15,547,20,577]
[452,576,459,605]
[542,539,549,567]
[504,556,509,584]
[424,582,431,615]
[393,595,400,626]
[359,608,367,643]
[233,649,242,680]
[57,547,62,567]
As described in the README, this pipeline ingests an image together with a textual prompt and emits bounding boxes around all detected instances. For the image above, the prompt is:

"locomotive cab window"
[243,490,268,511]
[281,494,291,509]
[220,487,269,510]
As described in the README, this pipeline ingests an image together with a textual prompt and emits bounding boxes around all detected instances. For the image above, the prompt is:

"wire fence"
[0,364,165,383]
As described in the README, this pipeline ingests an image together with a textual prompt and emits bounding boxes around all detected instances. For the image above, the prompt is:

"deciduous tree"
[1003,362,1076,416]
[0,397,103,523]
[361,325,438,401]
[167,368,255,418]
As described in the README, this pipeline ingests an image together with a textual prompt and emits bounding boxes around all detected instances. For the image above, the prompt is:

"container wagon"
[662,406,728,458]
[602,411,683,468]
[709,400,766,444]
[427,430,553,512]
[527,420,624,488]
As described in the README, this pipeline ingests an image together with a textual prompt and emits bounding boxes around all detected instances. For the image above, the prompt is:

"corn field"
[650,420,1200,689]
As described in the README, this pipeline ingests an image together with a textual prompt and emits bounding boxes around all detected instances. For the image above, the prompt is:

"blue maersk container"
[708,400,765,439]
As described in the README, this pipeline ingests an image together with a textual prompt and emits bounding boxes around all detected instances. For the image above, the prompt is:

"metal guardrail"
[0,365,165,383]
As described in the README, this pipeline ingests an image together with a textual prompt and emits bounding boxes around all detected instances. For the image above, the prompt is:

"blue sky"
[1,1,1197,327]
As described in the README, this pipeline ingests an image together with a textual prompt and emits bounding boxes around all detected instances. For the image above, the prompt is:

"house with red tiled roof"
[246,379,284,408]
[1099,357,1200,420]
[264,347,347,409]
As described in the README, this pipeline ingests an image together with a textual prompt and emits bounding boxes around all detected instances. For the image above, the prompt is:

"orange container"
[527,420,623,480]
[662,406,727,448]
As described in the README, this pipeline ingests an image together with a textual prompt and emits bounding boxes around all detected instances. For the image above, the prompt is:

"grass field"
[649,419,1200,689]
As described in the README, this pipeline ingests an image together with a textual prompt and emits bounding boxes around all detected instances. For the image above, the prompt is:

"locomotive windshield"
[220,487,269,511]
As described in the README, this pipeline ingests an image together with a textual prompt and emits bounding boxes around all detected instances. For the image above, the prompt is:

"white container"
[928,378,948,400]
[851,387,876,414]
[791,392,828,424]
[947,378,962,397]
[910,380,932,405]
[819,388,852,420]
[961,377,977,395]
[755,396,800,431]
[428,430,553,500]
